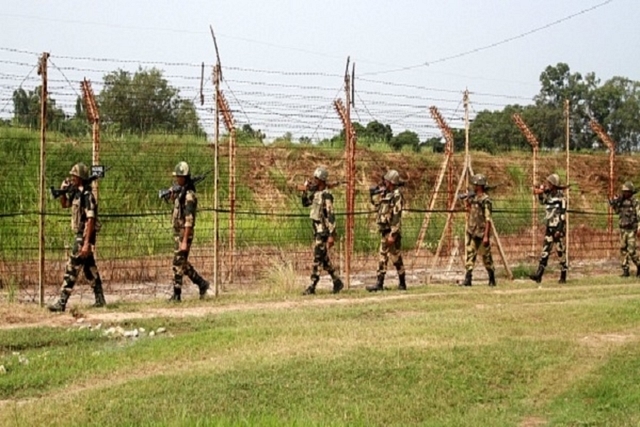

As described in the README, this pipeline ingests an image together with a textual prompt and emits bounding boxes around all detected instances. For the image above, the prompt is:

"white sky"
[0,0,636,141]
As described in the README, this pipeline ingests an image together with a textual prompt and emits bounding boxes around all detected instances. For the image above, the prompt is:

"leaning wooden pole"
[590,119,616,235]
[38,52,49,307]
[213,64,221,297]
[512,113,540,256]
[564,100,571,268]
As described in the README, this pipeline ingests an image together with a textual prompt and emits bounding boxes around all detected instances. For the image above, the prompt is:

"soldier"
[609,181,640,277]
[49,163,106,312]
[167,161,210,301]
[366,169,406,292]
[530,173,568,284]
[300,166,344,295]
[461,173,496,287]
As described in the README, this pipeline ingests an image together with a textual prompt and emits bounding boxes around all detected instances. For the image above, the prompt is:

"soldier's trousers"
[465,233,494,272]
[619,228,640,269]
[377,231,404,277]
[172,231,204,289]
[310,234,337,282]
[538,228,567,270]
[60,234,102,295]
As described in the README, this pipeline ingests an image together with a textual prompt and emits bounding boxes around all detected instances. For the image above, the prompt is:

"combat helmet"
[69,163,89,180]
[384,169,401,185]
[546,173,561,187]
[173,161,190,177]
[471,173,488,187]
[313,166,328,182]
[622,181,635,193]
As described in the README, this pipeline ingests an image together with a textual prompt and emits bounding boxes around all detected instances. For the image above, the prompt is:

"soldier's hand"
[179,241,188,252]
[60,179,70,190]
[327,235,335,249]
[554,231,562,239]
[482,237,490,247]
[386,235,395,246]
[78,243,91,258]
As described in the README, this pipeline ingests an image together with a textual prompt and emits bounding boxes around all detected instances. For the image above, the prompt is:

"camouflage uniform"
[464,189,495,286]
[530,174,567,284]
[367,169,406,291]
[169,162,209,301]
[48,163,105,312]
[301,167,343,295]
[611,182,640,276]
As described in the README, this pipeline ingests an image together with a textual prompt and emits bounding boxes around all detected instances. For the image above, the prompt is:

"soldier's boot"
[366,275,385,292]
[488,269,496,287]
[398,273,407,291]
[303,277,319,295]
[191,273,210,299]
[636,266,640,278]
[462,270,472,287]
[331,275,344,294]
[529,264,545,284]
[169,287,182,302]
[91,277,106,308]
[621,267,630,278]
[558,270,567,284]
[48,290,70,312]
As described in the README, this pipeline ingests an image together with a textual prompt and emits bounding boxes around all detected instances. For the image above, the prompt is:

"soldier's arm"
[181,193,196,250]
[80,193,97,257]
[323,192,336,236]
[483,199,492,243]
[389,192,403,237]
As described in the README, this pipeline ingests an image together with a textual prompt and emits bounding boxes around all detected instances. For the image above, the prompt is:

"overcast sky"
[0,0,636,140]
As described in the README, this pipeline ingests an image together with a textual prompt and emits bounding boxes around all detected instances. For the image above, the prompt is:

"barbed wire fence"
[0,47,627,305]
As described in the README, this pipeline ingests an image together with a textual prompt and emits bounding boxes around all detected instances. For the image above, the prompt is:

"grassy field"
[1,275,640,426]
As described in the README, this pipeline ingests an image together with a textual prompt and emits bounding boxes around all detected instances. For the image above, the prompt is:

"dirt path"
[2,281,637,330]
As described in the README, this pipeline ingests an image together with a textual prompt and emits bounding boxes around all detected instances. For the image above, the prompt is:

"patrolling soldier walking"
[460,173,496,287]
[300,166,344,295]
[366,169,406,292]
[49,163,106,312]
[530,173,568,284]
[167,161,209,301]
[609,181,640,277]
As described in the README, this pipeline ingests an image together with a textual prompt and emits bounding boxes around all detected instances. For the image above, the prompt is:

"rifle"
[369,181,405,196]
[50,165,111,199]
[457,191,475,200]
[159,170,212,201]
[295,179,344,192]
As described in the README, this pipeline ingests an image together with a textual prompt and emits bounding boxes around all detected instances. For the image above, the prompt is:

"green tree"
[591,77,640,152]
[12,86,67,131]
[390,130,419,152]
[99,68,203,135]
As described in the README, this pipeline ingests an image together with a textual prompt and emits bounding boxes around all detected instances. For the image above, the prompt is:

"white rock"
[156,327,166,334]
[18,356,29,365]
[76,318,85,323]
[0,365,6,374]
[139,327,145,333]
[95,323,102,330]
[149,331,155,337]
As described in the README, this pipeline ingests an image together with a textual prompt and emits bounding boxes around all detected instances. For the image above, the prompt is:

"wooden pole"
[213,64,220,297]
[589,119,616,235]
[38,52,49,307]
[344,57,353,289]
[564,99,570,268]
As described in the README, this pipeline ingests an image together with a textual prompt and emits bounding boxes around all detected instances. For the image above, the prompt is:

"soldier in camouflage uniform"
[168,161,210,301]
[530,173,568,284]
[49,163,106,312]
[461,173,495,287]
[609,181,640,277]
[301,166,344,295]
[366,169,406,292]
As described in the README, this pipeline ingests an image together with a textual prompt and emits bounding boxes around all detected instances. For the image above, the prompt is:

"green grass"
[1,277,640,426]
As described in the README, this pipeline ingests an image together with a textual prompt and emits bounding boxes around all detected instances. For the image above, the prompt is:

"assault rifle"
[50,165,111,199]
[369,181,405,196]
[159,171,211,201]
[296,179,344,192]
[457,191,475,200]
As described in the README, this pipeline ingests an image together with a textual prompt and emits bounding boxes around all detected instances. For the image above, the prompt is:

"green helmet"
[546,173,561,187]
[173,161,190,177]
[622,181,635,192]
[69,163,89,180]
[471,173,487,187]
[384,169,400,185]
[313,166,328,182]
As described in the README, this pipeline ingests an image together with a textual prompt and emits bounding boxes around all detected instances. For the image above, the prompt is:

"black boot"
[303,276,318,295]
[398,273,407,290]
[488,269,496,287]
[169,287,181,302]
[331,277,344,294]
[559,270,567,284]
[191,274,210,299]
[637,267,640,278]
[48,291,70,312]
[529,265,545,283]
[621,267,630,277]
[92,278,106,308]
[461,270,472,287]
[366,275,385,292]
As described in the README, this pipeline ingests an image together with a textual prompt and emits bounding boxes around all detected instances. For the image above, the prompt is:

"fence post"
[38,52,49,307]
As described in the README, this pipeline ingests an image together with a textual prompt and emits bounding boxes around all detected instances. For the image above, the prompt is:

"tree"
[591,77,640,152]
[98,67,203,135]
[12,86,67,131]
[390,130,419,151]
